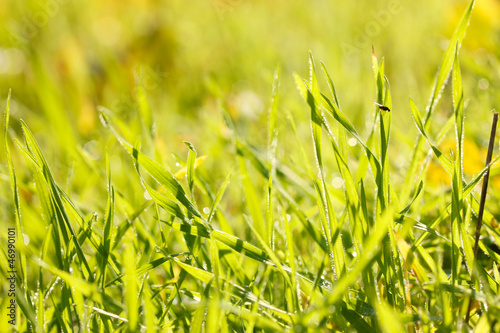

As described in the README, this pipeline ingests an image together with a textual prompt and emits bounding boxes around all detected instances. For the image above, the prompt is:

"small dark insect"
[374,102,390,112]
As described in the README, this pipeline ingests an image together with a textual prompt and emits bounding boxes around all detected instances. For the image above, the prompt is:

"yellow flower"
[426,138,500,191]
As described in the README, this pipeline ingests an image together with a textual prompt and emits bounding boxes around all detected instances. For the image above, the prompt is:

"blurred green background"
[1,0,500,245]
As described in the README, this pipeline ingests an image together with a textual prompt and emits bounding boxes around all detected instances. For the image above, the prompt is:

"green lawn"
[1,0,500,331]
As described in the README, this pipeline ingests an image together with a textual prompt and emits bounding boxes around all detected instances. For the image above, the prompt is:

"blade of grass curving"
[321,115,366,253]
[294,71,382,185]
[320,62,340,108]
[401,0,475,203]
[4,91,28,295]
[20,121,93,281]
[409,98,454,175]
[23,144,123,281]
[307,52,346,283]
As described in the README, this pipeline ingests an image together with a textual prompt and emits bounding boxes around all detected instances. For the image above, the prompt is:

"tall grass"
[2,0,500,332]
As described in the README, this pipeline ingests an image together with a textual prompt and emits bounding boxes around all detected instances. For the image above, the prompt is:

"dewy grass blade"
[374,57,406,311]
[306,53,346,283]
[409,98,453,174]
[4,91,28,294]
[20,121,93,281]
[295,70,382,185]
[322,115,366,252]
[401,0,475,203]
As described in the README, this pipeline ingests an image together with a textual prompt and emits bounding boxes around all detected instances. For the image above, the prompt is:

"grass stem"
[466,111,498,323]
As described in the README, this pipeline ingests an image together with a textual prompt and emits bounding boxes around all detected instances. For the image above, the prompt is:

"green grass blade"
[4,91,28,294]
[20,121,93,281]
[400,0,475,203]
[307,53,346,282]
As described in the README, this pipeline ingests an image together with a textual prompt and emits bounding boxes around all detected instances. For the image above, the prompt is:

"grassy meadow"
[1,0,500,331]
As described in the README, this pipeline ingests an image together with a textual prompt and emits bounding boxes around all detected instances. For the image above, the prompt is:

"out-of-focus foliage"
[1,0,500,331]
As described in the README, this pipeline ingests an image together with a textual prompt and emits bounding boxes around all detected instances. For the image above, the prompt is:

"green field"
[1,0,500,331]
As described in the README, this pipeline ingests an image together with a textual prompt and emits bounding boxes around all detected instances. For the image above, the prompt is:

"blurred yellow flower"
[426,137,500,190]
[448,0,500,51]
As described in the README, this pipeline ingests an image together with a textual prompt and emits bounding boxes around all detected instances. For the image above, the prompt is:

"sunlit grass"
[2,0,500,332]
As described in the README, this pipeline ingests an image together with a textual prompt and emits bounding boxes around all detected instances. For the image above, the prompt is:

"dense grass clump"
[2,0,500,332]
